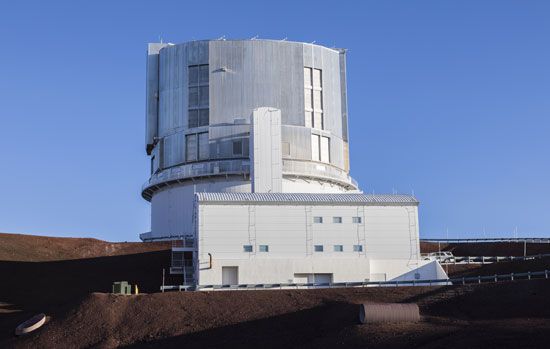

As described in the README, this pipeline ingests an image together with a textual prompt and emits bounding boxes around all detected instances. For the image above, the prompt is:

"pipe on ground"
[359,303,420,324]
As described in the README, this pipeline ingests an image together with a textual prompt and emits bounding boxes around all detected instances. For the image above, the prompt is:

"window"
[311,134,320,162]
[311,134,330,163]
[320,136,330,163]
[150,155,155,175]
[232,139,243,156]
[333,245,343,252]
[333,217,342,223]
[186,132,209,162]
[352,217,362,224]
[243,245,253,252]
[314,245,324,252]
[188,64,209,128]
[353,245,363,252]
[304,67,323,129]
[313,216,323,223]
[259,245,269,252]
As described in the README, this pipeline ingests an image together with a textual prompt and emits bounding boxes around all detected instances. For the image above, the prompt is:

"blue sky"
[0,0,548,241]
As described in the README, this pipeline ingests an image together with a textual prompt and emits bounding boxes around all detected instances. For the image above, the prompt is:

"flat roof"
[195,193,418,206]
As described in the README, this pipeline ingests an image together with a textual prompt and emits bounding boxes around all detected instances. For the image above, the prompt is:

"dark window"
[233,140,243,155]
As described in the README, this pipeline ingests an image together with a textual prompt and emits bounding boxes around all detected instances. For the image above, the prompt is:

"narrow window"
[186,134,198,162]
[304,67,323,129]
[150,155,155,175]
[353,245,363,252]
[313,216,323,223]
[188,64,209,129]
[314,245,323,252]
[320,136,330,163]
[259,245,269,252]
[311,134,320,161]
[198,132,209,160]
[232,139,243,156]
[352,217,362,224]
[334,245,343,252]
[332,217,342,224]
[243,245,253,252]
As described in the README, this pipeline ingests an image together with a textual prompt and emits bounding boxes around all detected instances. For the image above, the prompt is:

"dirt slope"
[0,233,170,261]
[2,233,550,348]
[6,280,550,349]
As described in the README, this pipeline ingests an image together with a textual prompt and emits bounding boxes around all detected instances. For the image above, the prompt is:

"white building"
[141,39,448,287]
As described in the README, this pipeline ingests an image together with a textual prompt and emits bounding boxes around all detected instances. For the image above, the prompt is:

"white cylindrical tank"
[142,39,358,240]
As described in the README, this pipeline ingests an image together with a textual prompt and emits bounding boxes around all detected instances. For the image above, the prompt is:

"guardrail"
[422,253,550,265]
[160,269,550,292]
[421,238,550,244]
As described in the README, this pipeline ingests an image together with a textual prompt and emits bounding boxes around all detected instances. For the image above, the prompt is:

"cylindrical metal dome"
[142,39,358,240]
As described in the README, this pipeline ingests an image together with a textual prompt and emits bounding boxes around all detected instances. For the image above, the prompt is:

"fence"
[424,253,550,265]
[421,238,550,244]
[160,269,550,292]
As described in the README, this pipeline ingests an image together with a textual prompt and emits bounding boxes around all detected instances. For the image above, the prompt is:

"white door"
[222,266,238,285]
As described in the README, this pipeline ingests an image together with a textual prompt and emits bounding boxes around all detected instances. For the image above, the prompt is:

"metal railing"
[429,253,550,265]
[159,269,550,292]
[282,160,358,189]
[142,159,251,199]
[421,238,550,244]
[172,237,196,249]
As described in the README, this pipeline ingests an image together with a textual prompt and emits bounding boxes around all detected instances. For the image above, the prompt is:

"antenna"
[311,40,316,44]
[159,36,163,44]
[280,37,287,41]
[251,35,259,40]
[217,35,226,41]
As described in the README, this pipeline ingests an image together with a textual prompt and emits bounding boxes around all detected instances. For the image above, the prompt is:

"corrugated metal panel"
[145,43,168,152]
[196,192,419,205]
[163,132,185,168]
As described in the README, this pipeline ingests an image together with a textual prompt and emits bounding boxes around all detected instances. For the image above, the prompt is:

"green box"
[112,281,132,295]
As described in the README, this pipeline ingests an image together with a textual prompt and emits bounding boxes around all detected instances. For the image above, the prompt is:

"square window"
[352,217,362,224]
[199,86,209,106]
[282,142,290,156]
[313,112,323,130]
[314,245,323,252]
[243,245,253,252]
[233,139,243,155]
[259,245,269,252]
[199,109,209,126]
[333,217,342,223]
[353,245,363,252]
[199,65,209,84]
[304,67,312,86]
[313,68,322,88]
[334,245,343,252]
[188,87,199,107]
[188,66,199,85]
[313,90,322,110]
[188,110,199,129]
[313,216,323,223]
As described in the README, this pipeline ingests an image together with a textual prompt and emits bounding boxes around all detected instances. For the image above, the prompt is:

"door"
[222,266,239,285]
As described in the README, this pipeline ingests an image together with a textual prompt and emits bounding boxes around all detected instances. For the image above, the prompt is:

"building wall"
[196,202,420,285]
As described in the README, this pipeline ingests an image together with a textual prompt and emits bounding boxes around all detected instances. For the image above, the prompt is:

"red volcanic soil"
[2,233,550,348]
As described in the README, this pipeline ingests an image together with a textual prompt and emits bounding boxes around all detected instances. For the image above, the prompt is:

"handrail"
[160,269,550,292]
[424,253,550,265]
[421,238,550,243]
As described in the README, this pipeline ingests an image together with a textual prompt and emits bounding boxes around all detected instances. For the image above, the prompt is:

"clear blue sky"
[0,1,549,241]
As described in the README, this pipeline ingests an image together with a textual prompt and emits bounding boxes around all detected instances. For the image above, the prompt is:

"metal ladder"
[248,205,256,256]
[406,207,420,266]
[305,206,313,255]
